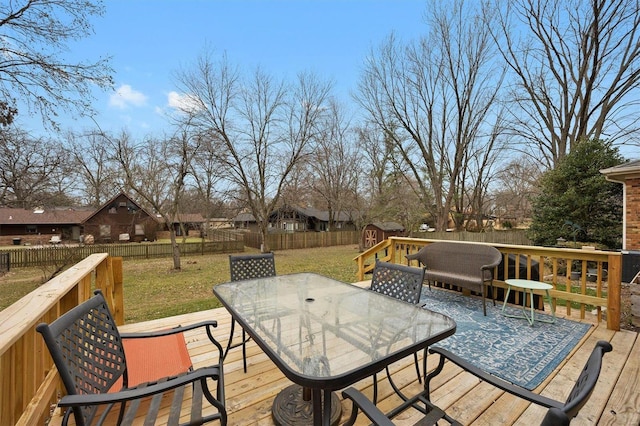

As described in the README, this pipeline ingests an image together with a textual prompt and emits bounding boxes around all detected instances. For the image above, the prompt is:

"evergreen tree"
[528,139,624,248]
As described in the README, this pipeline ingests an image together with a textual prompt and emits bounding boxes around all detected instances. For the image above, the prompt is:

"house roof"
[0,207,94,225]
[81,192,159,224]
[601,159,640,183]
[293,207,352,222]
[0,192,160,227]
[232,208,354,223]
[232,213,256,222]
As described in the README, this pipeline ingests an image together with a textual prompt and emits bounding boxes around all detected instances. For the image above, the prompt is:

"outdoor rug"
[420,287,592,390]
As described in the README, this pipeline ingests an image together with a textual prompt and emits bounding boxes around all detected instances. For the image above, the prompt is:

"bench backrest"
[412,242,502,277]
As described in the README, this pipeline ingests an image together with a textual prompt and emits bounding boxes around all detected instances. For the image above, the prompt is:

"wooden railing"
[354,237,621,331]
[0,254,124,426]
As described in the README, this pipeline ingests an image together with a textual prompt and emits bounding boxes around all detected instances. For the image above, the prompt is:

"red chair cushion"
[110,332,192,392]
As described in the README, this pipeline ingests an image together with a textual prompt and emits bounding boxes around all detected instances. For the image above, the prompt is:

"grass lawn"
[0,245,362,324]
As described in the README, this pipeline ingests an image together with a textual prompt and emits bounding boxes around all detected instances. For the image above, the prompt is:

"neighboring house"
[270,206,356,232]
[0,192,160,245]
[232,213,260,232]
[231,207,356,233]
[80,193,159,243]
[363,222,406,248]
[0,207,93,245]
[601,159,640,251]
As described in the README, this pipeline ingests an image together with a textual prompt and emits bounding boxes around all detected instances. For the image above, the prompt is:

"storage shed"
[363,222,405,248]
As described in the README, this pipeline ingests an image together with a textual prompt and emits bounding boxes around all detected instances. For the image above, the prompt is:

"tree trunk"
[169,229,181,270]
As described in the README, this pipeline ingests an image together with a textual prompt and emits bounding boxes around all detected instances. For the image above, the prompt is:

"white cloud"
[109,84,148,109]
[167,91,201,113]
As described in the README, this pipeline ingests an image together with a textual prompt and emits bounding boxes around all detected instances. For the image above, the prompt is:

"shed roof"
[370,221,405,231]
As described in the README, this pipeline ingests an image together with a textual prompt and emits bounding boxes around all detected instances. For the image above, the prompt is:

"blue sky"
[21,0,429,138]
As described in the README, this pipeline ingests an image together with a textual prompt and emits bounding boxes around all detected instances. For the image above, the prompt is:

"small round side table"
[502,279,556,326]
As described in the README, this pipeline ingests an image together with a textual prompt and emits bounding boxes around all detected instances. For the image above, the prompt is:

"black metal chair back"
[370,260,425,304]
[368,260,426,403]
[225,252,276,372]
[36,291,127,426]
[229,252,276,281]
[342,340,613,426]
[542,340,613,425]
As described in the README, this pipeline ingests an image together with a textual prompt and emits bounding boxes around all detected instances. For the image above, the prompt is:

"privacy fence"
[419,230,532,246]
[2,231,243,268]
[242,229,530,250]
[243,230,361,250]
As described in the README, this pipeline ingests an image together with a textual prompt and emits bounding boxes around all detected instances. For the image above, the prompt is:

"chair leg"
[482,294,487,316]
[225,318,250,373]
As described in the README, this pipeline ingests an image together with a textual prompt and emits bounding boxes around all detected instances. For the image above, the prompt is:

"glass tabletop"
[213,272,456,389]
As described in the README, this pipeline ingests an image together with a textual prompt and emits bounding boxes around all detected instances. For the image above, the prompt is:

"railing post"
[110,257,125,326]
[607,253,621,331]
[357,256,364,281]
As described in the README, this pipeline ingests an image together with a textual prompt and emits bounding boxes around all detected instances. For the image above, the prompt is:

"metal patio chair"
[342,340,613,425]
[36,290,227,426]
[369,260,426,404]
[224,252,276,373]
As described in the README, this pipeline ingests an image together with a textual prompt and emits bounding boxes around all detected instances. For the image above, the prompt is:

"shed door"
[364,230,377,248]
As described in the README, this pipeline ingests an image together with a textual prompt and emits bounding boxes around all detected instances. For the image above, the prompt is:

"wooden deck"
[50,302,639,426]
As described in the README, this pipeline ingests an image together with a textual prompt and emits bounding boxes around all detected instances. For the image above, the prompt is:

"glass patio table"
[213,272,456,426]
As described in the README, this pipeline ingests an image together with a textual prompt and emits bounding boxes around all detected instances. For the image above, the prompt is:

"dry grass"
[0,245,362,323]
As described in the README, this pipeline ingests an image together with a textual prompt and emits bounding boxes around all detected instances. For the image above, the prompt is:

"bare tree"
[66,131,119,207]
[355,0,505,231]
[492,156,542,227]
[173,50,332,252]
[308,99,360,230]
[490,0,640,167]
[189,132,226,234]
[0,127,72,207]
[347,125,399,251]
[110,129,200,270]
[0,0,113,129]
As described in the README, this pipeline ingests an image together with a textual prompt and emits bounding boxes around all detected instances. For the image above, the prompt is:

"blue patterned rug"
[420,287,592,390]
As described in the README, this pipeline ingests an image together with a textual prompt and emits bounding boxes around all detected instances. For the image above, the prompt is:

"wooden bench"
[406,241,502,315]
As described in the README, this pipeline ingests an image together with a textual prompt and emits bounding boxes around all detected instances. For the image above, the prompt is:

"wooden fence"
[414,229,532,245]
[1,239,244,268]
[243,230,361,250]
[0,252,8,273]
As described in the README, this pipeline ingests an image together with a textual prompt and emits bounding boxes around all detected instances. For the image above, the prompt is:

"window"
[135,224,145,235]
[26,225,37,234]
[100,225,111,237]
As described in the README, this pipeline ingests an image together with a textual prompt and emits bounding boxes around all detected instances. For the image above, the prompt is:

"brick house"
[601,160,640,251]
[0,192,159,245]
[0,207,93,246]
[602,159,640,327]
[81,193,159,243]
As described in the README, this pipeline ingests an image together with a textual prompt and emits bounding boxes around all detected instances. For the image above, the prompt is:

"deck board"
[49,303,639,426]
